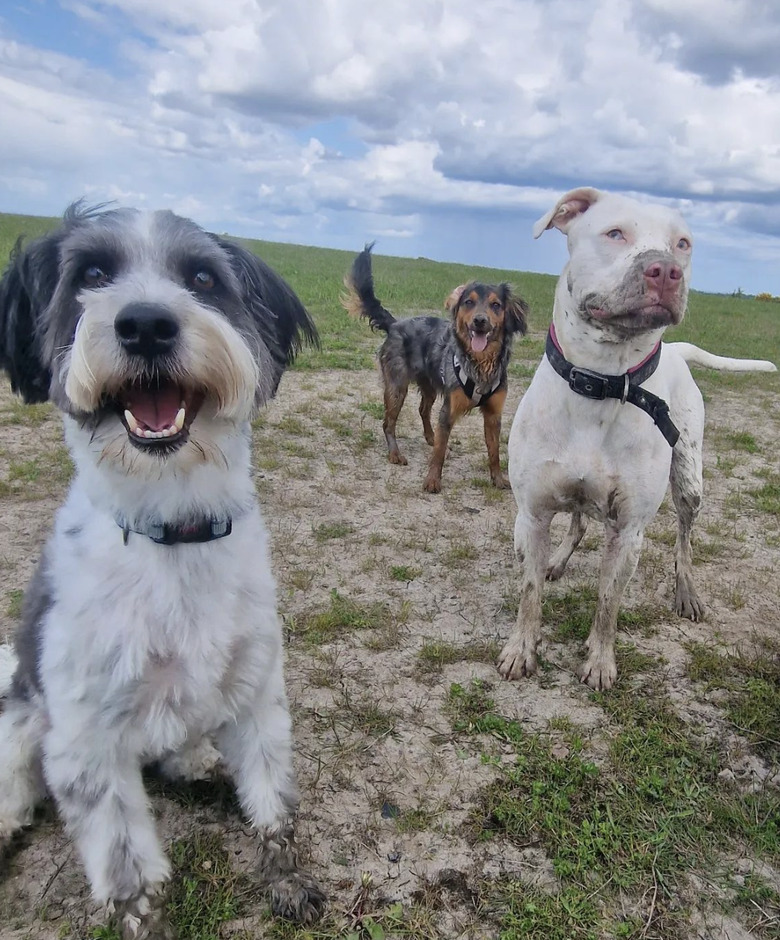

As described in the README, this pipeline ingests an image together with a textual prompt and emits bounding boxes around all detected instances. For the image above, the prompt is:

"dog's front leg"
[423,390,471,493]
[481,389,509,488]
[498,512,552,678]
[217,672,326,924]
[44,729,173,939]
[578,525,644,691]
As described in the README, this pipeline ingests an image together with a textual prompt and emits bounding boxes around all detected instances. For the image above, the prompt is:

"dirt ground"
[0,355,778,939]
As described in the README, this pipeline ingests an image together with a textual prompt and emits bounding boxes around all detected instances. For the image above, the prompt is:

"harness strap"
[452,352,501,405]
[545,326,680,447]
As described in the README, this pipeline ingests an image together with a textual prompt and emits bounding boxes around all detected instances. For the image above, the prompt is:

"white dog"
[500,187,776,692]
[0,205,325,938]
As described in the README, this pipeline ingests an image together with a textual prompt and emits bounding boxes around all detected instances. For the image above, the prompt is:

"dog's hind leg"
[418,380,436,446]
[670,424,705,621]
[578,525,644,691]
[382,375,409,465]
[546,512,588,581]
[217,663,325,924]
[0,695,47,845]
[498,511,553,679]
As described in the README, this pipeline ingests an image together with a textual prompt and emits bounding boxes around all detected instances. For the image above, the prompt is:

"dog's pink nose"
[644,261,683,286]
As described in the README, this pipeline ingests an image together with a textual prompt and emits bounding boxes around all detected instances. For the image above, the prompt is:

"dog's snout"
[115,303,179,359]
[472,313,490,330]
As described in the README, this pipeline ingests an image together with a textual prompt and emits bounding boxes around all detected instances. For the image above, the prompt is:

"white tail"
[666,342,777,373]
[0,644,16,697]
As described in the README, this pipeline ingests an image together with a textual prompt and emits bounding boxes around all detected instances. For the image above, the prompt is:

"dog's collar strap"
[545,326,680,447]
[452,352,501,405]
[116,516,233,546]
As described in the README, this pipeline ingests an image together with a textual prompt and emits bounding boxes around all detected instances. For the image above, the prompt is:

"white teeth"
[174,406,186,432]
[124,410,138,432]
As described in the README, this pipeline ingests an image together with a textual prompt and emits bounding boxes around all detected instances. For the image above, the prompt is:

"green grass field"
[1,209,777,374]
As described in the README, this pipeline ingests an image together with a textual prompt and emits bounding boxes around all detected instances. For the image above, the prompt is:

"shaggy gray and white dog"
[0,204,325,937]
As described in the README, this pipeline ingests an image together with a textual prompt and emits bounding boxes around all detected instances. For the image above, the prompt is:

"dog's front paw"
[388,451,408,466]
[270,870,327,924]
[111,884,175,940]
[497,638,537,679]
[578,652,617,691]
[491,473,510,489]
[422,475,441,493]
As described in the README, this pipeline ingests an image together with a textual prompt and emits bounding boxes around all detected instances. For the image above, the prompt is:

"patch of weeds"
[358,401,384,420]
[320,414,354,438]
[450,675,780,937]
[167,831,250,939]
[389,564,421,582]
[685,638,780,760]
[416,638,500,677]
[543,588,660,643]
[749,475,780,515]
[491,881,601,940]
[395,807,437,833]
[729,872,780,937]
[6,587,23,619]
[275,415,312,436]
[711,428,761,454]
[313,521,354,542]
[256,454,282,471]
[443,541,479,565]
[289,590,396,647]
[0,399,53,428]
[347,697,398,737]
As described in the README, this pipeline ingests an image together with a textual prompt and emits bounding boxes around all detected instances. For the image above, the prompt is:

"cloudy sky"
[2,0,779,294]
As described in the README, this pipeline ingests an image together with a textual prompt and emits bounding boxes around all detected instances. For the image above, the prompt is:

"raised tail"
[342,243,396,333]
[666,342,777,373]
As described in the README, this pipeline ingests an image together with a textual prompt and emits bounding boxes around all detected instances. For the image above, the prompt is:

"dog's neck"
[552,304,667,377]
[64,418,257,530]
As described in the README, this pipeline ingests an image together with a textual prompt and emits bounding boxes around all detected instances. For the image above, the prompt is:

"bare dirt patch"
[0,359,778,939]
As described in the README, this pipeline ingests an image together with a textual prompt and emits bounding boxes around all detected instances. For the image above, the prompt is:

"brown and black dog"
[343,244,528,492]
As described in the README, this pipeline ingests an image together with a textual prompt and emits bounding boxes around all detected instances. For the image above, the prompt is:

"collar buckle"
[568,366,610,399]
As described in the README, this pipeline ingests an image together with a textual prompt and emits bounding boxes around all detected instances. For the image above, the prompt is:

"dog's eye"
[605,229,625,241]
[462,297,475,308]
[677,237,691,251]
[82,265,112,288]
[191,270,216,291]
[490,301,502,312]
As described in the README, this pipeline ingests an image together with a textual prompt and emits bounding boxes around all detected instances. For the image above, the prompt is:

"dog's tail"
[0,644,16,698]
[342,243,396,333]
[666,342,777,373]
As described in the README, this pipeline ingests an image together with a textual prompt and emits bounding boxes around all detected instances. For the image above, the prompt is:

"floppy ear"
[216,238,319,394]
[445,284,467,312]
[532,187,602,239]
[0,234,61,403]
[501,284,529,335]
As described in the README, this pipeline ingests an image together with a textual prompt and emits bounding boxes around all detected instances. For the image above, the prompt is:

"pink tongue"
[125,385,181,431]
[471,333,488,353]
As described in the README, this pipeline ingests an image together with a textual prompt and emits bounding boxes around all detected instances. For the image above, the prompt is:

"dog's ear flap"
[0,235,59,403]
[445,284,468,311]
[216,238,319,394]
[501,284,529,336]
[533,187,602,239]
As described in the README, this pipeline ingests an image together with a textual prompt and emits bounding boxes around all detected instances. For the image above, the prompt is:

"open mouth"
[469,329,492,353]
[115,379,203,449]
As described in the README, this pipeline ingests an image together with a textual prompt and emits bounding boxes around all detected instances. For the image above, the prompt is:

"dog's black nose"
[115,303,179,359]
[472,313,490,330]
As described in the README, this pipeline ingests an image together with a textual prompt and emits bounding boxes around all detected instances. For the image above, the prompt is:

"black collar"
[117,515,233,545]
[452,351,502,405]
[545,325,680,447]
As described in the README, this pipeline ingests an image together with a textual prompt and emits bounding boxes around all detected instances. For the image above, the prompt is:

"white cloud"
[0,0,778,293]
